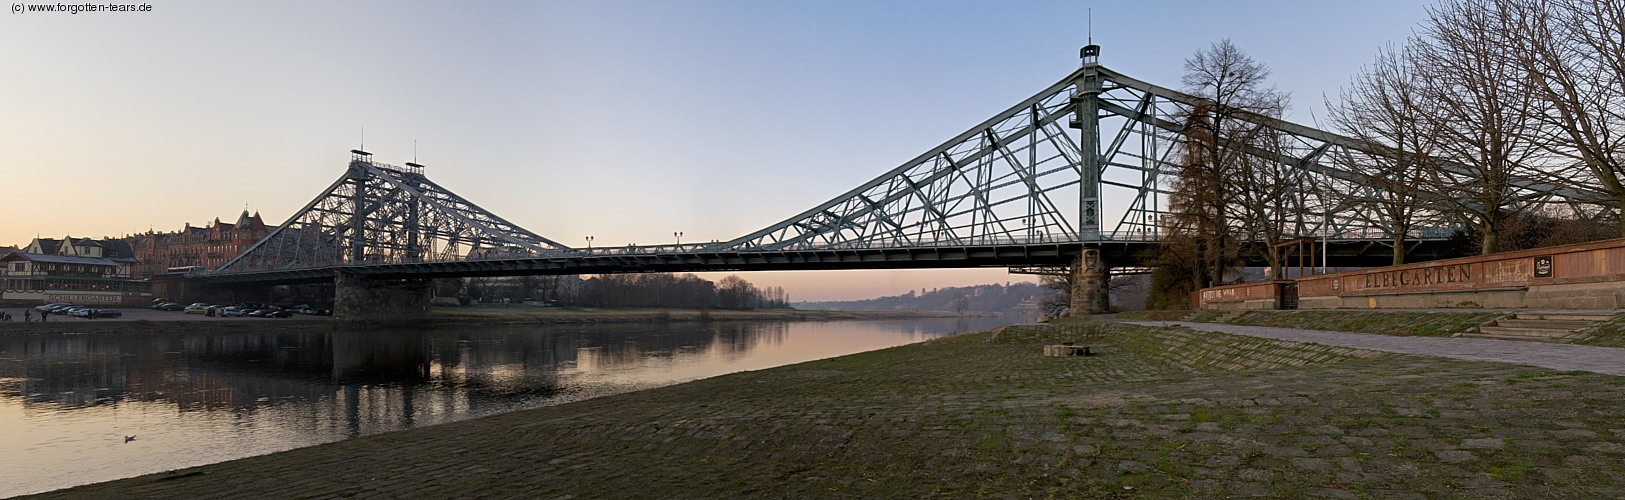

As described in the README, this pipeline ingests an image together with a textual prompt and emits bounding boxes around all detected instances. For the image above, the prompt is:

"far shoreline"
[0,306,980,335]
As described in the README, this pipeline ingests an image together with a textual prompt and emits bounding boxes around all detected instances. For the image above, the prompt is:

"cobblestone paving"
[1120,320,1625,376]
[30,323,1625,499]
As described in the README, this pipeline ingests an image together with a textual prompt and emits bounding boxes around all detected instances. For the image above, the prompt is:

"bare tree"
[1227,127,1314,278]
[1174,39,1291,282]
[1037,273,1072,317]
[1327,43,1449,264]
[1503,0,1625,234]
[1416,0,1546,254]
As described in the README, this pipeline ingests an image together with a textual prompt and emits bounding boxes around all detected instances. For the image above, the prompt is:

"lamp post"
[585,236,594,250]
[674,231,683,246]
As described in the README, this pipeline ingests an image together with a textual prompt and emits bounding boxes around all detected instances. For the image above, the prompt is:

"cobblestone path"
[1118,320,1625,376]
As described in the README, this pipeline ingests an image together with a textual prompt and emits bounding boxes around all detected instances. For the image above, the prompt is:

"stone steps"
[1462,312,1615,343]
[1495,319,1595,329]
[1476,326,1578,338]
[1215,311,1247,323]
[1514,313,1615,322]
[1458,332,1575,343]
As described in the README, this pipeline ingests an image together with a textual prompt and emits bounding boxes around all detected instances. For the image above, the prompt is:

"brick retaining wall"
[1200,238,1625,310]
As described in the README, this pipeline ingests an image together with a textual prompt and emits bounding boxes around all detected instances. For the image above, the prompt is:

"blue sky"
[0,0,1434,300]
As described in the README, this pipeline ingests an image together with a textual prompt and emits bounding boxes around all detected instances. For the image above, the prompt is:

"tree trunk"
[1617,194,1625,238]
[1480,229,1498,255]
[1391,234,1407,266]
[1263,246,1283,280]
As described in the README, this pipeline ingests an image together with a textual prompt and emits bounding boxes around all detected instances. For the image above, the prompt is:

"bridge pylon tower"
[1072,44,1103,241]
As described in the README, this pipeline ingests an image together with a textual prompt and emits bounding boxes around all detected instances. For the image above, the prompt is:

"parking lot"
[5,306,325,322]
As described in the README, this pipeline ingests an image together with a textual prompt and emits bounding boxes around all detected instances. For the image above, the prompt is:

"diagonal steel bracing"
[711,50,1610,254]
[209,48,1611,282]
[215,151,567,274]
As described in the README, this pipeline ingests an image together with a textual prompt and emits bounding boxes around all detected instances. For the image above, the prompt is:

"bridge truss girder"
[208,49,1614,280]
[710,54,1609,255]
[215,152,567,274]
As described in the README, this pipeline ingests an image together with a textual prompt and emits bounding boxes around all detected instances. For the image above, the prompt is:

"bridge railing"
[205,225,1462,276]
[369,160,423,176]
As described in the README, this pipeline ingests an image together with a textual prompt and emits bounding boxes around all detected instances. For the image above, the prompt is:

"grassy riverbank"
[35,320,1625,498]
[1114,309,1625,346]
[1115,309,1508,337]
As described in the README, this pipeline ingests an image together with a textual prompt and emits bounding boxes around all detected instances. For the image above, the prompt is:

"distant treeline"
[577,274,788,309]
[794,282,1045,313]
[439,273,788,310]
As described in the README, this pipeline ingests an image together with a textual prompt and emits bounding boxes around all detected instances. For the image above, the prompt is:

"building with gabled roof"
[1,236,149,306]
[124,210,275,277]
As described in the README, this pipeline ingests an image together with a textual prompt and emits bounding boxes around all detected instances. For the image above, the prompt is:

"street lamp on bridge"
[674,231,683,246]
[585,235,594,250]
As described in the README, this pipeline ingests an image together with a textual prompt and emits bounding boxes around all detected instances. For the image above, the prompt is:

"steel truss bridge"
[202,46,1604,288]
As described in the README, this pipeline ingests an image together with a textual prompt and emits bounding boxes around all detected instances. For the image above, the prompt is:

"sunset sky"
[0,0,1433,301]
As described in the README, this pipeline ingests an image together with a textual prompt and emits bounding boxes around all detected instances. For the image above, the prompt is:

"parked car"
[152,302,185,311]
[35,303,70,312]
[217,307,246,317]
[70,308,118,318]
[61,306,90,317]
[184,304,212,314]
[263,309,292,318]
[48,305,80,314]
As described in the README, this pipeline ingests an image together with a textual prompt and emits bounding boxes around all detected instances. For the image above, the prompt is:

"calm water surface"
[0,316,1023,497]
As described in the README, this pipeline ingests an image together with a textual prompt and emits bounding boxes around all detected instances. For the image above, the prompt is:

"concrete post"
[1069,248,1109,316]
[333,271,433,323]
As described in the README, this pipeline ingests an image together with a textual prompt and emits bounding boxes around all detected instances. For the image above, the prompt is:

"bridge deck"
[196,239,1458,285]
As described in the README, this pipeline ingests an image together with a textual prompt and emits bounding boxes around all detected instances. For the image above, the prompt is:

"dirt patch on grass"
[997,319,1387,373]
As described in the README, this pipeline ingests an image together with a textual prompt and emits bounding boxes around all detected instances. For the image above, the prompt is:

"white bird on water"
[124,435,136,443]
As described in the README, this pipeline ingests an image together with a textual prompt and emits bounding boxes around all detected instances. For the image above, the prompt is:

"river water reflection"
[0,316,1023,497]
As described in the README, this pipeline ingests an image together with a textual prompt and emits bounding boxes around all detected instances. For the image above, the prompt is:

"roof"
[31,238,61,255]
[235,210,269,231]
[0,252,123,266]
[99,239,135,259]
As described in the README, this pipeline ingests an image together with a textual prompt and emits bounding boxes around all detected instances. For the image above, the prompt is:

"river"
[0,315,1025,497]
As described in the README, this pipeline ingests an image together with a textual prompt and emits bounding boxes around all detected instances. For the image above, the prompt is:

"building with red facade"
[125,210,274,277]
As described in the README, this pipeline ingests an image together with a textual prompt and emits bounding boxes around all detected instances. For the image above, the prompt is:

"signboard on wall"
[1534,256,1553,278]
[0,291,122,305]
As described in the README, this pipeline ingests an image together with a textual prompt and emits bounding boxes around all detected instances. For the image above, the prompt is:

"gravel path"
[1119,320,1625,376]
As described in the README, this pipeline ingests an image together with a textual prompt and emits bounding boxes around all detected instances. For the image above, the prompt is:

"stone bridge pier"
[333,272,433,322]
[1069,248,1110,316]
